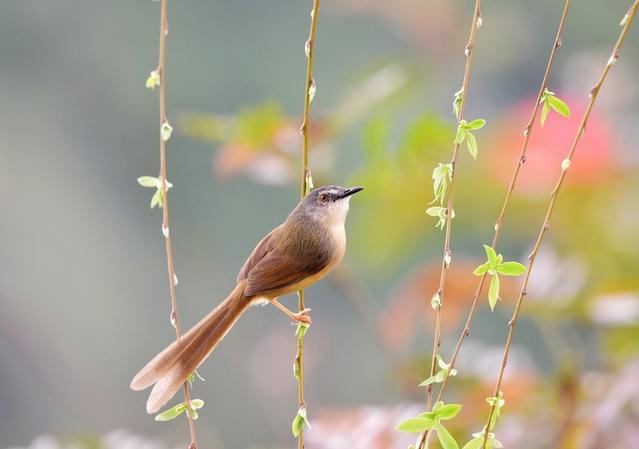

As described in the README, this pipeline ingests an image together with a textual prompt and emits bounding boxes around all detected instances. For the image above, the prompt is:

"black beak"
[341,186,364,198]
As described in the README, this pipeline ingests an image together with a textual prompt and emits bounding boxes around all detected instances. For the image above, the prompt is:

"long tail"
[130,283,252,413]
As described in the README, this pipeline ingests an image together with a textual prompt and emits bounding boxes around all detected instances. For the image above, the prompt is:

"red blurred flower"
[488,96,617,195]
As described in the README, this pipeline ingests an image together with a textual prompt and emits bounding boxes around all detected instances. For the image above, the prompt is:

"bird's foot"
[292,308,312,325]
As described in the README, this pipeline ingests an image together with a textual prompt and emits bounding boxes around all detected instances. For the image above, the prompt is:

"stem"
[479,2,638,448]
[296,1,320,448]
[419,1,572,447]
[156,1,198,446]
[426,0,482,414]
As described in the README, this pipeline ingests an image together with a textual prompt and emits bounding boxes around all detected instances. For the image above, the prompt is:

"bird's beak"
[341,186,364,198]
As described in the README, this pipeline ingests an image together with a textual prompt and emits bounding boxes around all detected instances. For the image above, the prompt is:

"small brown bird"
[131,185,363,413]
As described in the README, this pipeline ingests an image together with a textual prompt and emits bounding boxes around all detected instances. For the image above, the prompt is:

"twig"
[155,0,198,446]
[418,2,572,447]
[479,2,639,447]
[436,0,572,413]
[295,1,320,448]
[425,0,482,413]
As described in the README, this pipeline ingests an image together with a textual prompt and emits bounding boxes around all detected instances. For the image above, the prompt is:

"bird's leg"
[268,298,312,324]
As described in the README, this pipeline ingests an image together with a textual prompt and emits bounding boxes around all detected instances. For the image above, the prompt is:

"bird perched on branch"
[131,185,364,413]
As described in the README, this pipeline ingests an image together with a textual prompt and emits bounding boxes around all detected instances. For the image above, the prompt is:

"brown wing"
[237,223,332,297]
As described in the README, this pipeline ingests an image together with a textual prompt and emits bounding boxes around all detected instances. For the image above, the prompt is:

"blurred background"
[1,1,639,449]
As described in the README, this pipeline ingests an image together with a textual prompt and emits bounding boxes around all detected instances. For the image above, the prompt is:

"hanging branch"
[425,0,483,412]
[139,0,199,446]
[434,0,573,418]
[476,2,639,448]
[291,1,320,448]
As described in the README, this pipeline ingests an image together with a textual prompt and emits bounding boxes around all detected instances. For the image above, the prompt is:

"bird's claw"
[292,308,312,324]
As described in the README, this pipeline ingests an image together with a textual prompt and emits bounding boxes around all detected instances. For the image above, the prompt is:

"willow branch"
[434,0,572,411]
[425,0,482,411]
[480,2,638,447]
[295,1,320,448]
[416,2,572,447]
[156,0,198,446]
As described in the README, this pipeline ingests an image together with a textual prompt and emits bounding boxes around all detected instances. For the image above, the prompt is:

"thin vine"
[291,1,320,447]
[426,0,483,411]
[475,2,639,448]
[431,0,573,421]
[138,0,199,446]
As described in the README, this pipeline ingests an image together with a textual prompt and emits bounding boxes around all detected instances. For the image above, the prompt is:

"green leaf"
[145,70,160,89]
[496,261,527,276]
[465,119,486,130]
[396,416,436,433]
[291,414,305,437]
[488,275,500,311]
[435,403,462,420]
[426,207,444,217]
[453,87,464,119]
[418,369,446,387]
[150,189,162,209]
[431,292,442,310]
[546,95,570,117]
[155,403,187,422]
[466,132,478,159]
[483,245,498,268]
[435,422,459,449]
[473,262,491,276]
[455,124,467,144]
[292,407,311,437]
[161,121,173,141]
[137,176,160,188]
[295,322,310,338]
[190,399,205,409]
[461,438,484,449]
[540,100,550,127]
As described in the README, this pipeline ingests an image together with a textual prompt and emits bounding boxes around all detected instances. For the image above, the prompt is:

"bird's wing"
[236,225,281,283]
[238,223,331,297]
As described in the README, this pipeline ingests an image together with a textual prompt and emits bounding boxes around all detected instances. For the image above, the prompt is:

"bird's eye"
[319,193,329,203]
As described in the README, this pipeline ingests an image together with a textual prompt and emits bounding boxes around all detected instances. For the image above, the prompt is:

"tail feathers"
[130,284,251,414]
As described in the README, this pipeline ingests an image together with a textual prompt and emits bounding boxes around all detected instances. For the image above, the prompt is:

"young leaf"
[547,95,570,117]
[396,416,436,433]
[466,132,478,159]
[146,70,160,89]
[435,422,459,449]
[473,262,491,276]
[483,245,498,268]
[137,176,160,188]
[540,100,550,127]
[291,413,305,437]
[496,261,527,276]
[155,402,187,422]
[161,121,173,141]
[435,403,462,420]
[455,125,467,144]
[465,119,486,130]
[419,369,446,387]
[295,322,310,338]
[488,275,500,311]
[150,189,162,209]
[461,438,484,449]
[453,87,464,119]
[292,406,311,437]
[190,399,205,409]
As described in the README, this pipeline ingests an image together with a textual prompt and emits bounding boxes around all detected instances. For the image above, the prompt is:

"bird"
[130,185,364,413]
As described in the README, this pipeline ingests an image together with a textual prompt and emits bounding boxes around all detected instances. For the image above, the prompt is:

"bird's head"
[298,185,364,225]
